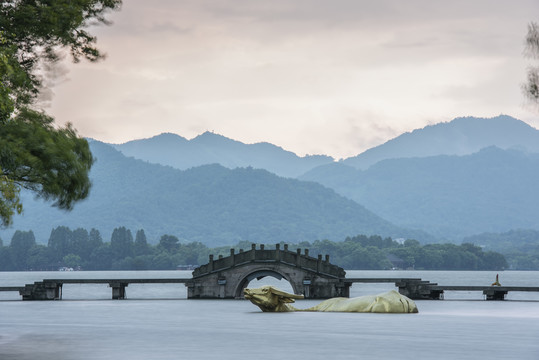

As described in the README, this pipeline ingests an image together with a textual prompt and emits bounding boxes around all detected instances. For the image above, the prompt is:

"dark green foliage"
[134,229,150,256]
[26,244,50,270]
[301,236,506,270]
[464,229,539,270]
[110,227,133,260]
[9,230,36,270]
[159,235,180,253]
[48,226,72,262]
[0,113,94,212]
[0,0,120,226]
[88,243,112,270]
[523,22,539,106]
[0,228,509,271]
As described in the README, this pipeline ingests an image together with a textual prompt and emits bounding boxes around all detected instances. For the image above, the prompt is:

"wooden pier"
[0,286,25,292]
[0,278,191,300]
[345,278,539,300]
[428,285,539,300]
[3,277,538,301]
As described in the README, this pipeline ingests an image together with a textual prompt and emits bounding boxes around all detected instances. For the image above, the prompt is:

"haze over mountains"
[3,140,428,245]
[342,115,539,170]
[113,132,334,178]
[2,114,538,247]
[112,115,539,177]
[299,115,539,240]
[301,147,539,240]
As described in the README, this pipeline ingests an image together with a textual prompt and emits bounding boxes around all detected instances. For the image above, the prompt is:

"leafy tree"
[26,244,52,270]
[88,228,103,249]
[159,234,180,253]
[0,0,121,226]
[177,242,207,265]
[9,229,36,270]
[88,243,112,270]
[48,226,73,262]
[0,171,22,226]
[71,228,90,260]
[0,246,13,270]
[110,226,133,260]
[134,229,150,256]
[131,255,152,270]
[152,252,175,270]
[523,21,539,107]
[63,254,82,268]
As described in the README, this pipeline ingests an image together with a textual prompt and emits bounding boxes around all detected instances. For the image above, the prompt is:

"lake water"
[1,270,539,360]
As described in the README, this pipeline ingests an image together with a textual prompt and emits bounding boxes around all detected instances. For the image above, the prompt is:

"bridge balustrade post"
[230,249,235,266]
[251,244,256,261]
[317,254,322,273]
[275,244,281,262]
[209,255,214,272]
[284,244,288,251]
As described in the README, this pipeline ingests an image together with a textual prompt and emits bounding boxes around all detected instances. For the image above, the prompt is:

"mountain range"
[341,115,539,169]
[301,146,539,240]
[2,114,538,246]
[1,140,429,246]
[112,132,334,178]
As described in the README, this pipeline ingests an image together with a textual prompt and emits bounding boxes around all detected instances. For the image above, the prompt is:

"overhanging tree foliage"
[523,21,539,107]
[0,0,121,226]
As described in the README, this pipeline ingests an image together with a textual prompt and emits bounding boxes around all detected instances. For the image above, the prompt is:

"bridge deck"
[42,278,191,284]
[0,286,25,292]
[344,278,422,283]
[430,285,539,292]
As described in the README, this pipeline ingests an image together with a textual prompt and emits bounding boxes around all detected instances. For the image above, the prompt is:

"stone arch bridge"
[187,243,349,299]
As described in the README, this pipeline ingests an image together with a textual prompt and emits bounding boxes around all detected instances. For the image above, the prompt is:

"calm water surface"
[1,270,538,360]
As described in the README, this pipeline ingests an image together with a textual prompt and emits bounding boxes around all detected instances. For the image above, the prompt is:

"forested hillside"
[464,229,539,270]
[0,141,431,246]
[301,147,539,240]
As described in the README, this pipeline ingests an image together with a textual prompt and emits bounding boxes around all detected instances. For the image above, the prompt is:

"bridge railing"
[192,243,345,278]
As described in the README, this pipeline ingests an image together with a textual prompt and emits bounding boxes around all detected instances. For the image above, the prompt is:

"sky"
[45,0,539,159]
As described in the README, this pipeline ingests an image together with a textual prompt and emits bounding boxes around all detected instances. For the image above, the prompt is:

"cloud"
[48,0,539,158]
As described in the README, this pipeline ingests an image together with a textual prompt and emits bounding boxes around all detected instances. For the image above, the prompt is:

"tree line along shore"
[0,226,508,271]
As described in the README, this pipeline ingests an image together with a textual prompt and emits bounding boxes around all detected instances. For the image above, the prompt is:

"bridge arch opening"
[235,270,296,298]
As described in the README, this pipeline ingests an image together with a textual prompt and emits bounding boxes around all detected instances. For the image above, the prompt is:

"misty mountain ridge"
[301,146,539,241]
[111,115,539,177]
[112,131,334,178]
[342,115,539,169]
[0,140,430,246]
[4,114,538,248]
